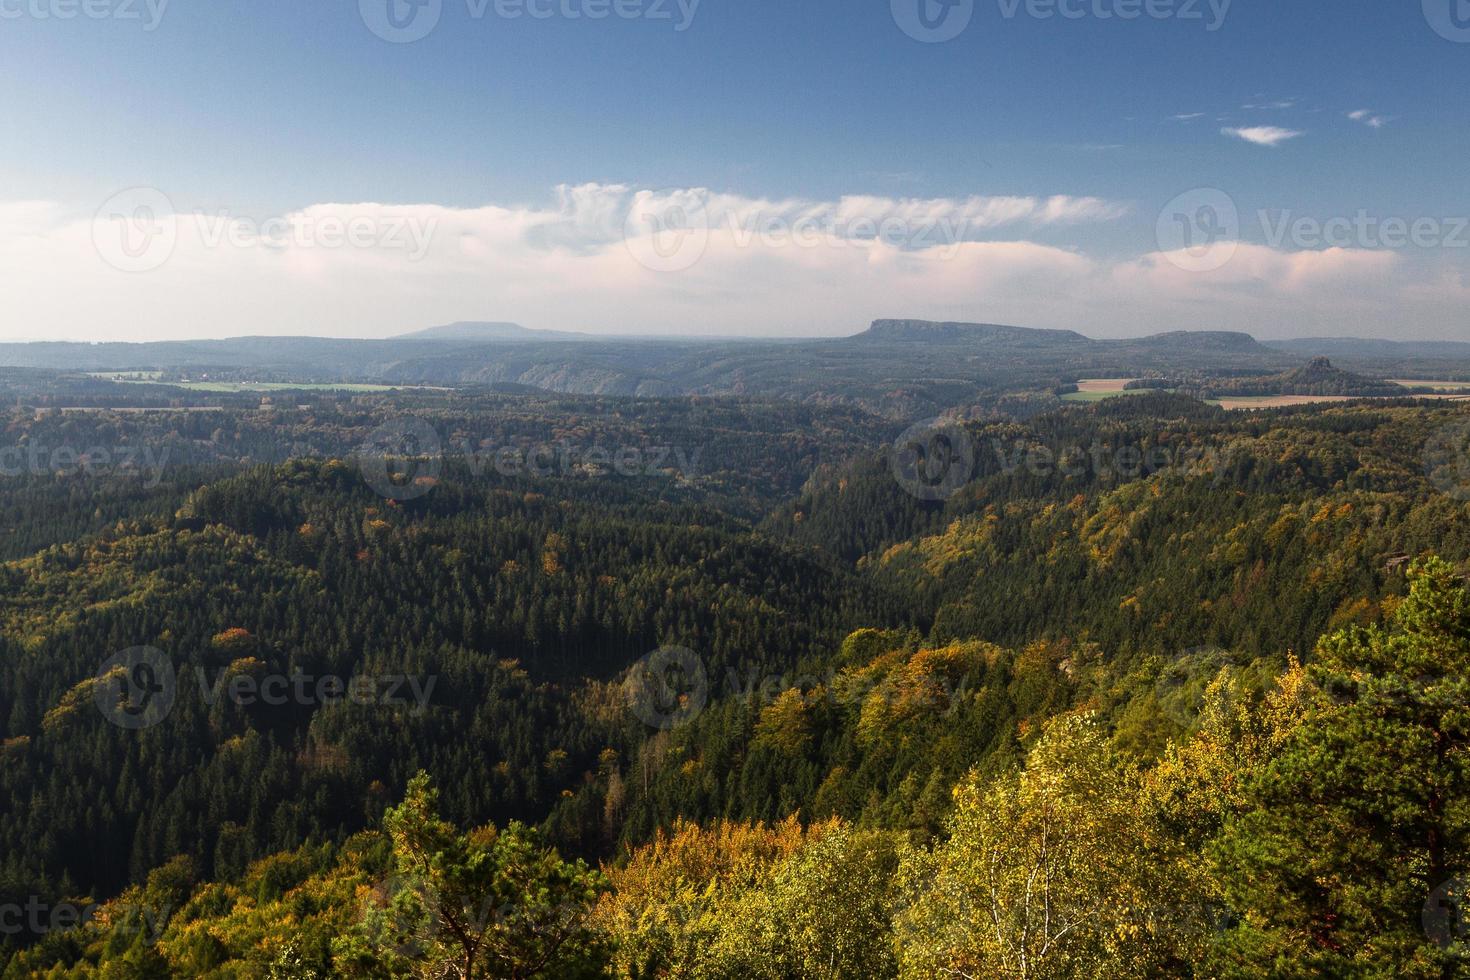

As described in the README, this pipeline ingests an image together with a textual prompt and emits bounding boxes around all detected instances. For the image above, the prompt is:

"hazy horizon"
[3,319,1468,348]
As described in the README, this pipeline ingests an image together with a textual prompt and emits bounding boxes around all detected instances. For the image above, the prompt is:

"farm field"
[1210,394,1358,409]
[1391,379,1470,390]
[1061,378,1149,402]
[1213,392,1470,410]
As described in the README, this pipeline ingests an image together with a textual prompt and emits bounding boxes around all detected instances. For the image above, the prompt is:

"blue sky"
[2,0,1468,340]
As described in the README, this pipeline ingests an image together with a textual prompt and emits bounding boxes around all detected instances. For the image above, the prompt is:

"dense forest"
[5,379,1470,977]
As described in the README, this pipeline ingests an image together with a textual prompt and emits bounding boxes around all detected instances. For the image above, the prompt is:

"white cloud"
[1348,109,1388,129]
[1114,243,1400,295]
[1221,126,1304,147]
[2,185,1467,342]
[1170,112,1205,122]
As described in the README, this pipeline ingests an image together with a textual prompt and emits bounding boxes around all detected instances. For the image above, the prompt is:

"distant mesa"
[858,319,1090,345]
[1135,330,1261,353]
[392,322,589,343]
[855,320,1267,355]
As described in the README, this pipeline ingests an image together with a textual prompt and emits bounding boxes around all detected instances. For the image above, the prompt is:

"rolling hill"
[5,320,1461,417]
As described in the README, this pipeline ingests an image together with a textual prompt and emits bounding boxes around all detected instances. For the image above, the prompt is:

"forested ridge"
[5,389,1470,977]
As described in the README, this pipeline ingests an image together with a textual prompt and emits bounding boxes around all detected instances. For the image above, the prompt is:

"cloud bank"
[2,184,1467,342]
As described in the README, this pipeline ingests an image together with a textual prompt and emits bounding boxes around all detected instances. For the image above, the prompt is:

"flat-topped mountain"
[856,320,1272,357]
[1136,330,1261,353]
[858,319,1090,346]
[394,321,588,342]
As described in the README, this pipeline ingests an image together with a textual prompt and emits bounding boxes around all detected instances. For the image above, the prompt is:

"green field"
[106,378,434,393]
[1061,388,1156,402]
